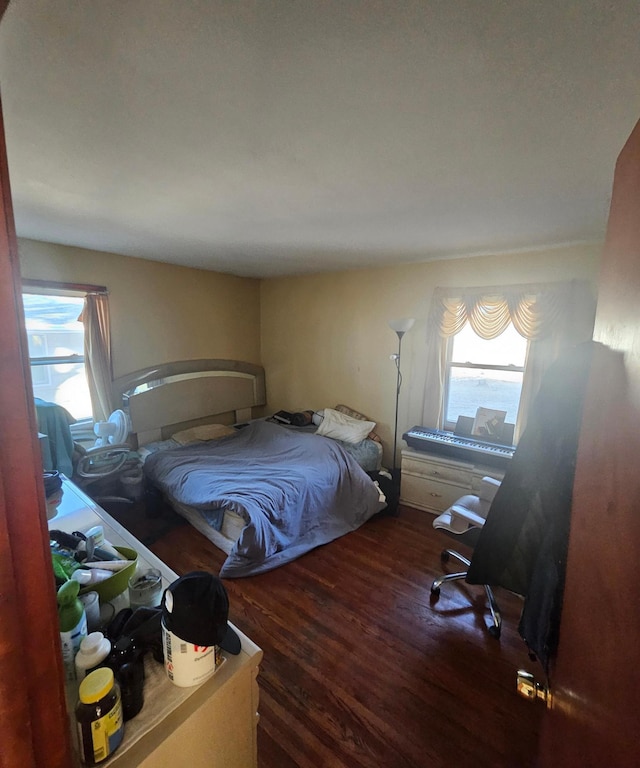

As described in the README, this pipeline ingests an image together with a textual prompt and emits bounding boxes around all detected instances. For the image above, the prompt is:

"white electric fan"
[93,409,130,447]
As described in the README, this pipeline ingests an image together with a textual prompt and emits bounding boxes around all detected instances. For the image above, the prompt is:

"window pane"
[445,322,528,434]
[30,362,93,420]
[446,367,523,426]
[23,293,92,420]
[450,323,527,366]
[23,294,85,357]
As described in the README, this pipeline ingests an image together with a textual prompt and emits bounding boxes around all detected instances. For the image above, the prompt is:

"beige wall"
[260,243,602,465]
[18,237,602,466]
[18,239,261,380]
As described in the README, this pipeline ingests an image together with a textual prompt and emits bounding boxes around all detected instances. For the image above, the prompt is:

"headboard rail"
[112,359,266,444]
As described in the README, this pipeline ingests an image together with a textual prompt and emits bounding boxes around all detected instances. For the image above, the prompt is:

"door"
[0,1,73,760]
[537,118,640,765]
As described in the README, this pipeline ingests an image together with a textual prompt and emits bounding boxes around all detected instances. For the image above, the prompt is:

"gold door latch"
[516,670,552,708]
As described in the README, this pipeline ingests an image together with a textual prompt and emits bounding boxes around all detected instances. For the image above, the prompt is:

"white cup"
[161,620,222,687]
[128,568,162,609]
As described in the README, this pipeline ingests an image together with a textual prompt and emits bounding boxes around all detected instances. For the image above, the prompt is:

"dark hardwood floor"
[133,504,543,767]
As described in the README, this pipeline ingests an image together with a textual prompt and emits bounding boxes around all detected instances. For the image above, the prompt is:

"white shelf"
[49,477,262,768]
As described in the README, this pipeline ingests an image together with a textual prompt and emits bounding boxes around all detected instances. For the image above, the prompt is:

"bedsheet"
[143,420,386,577]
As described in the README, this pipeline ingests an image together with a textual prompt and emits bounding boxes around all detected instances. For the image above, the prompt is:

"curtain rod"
[21,278,108,294]
[433,278,589,298]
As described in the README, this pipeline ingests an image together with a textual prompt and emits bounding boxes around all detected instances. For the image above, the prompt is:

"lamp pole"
[388,318,415,483]
[391,331,404,474]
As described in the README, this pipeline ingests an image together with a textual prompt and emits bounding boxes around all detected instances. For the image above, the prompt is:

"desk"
[48,477,262,768]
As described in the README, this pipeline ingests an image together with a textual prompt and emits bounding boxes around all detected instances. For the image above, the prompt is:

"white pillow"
[171,423,236,445]
[315,408,376,445]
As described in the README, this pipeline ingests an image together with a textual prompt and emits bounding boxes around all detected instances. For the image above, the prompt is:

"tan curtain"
[422,280,596,441]
[82,293,113,422]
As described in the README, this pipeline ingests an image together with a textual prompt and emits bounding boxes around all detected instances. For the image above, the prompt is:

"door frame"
[0,1,73,760]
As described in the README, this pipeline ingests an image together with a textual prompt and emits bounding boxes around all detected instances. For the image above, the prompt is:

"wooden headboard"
[112,359,266,445]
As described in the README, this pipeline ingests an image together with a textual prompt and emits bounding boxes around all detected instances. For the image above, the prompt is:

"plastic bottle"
[75,632,112,680]
[72,567,114,585]
[57,580,88,682]
[71,570,92,586]
[85,525,121,560]
[75,667,124,765]
[105,635,145,720]
[84,525,105,548]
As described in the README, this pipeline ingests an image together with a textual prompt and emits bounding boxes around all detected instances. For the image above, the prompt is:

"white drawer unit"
[400,448,504,514]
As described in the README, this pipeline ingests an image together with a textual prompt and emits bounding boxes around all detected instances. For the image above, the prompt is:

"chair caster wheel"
[440,550,450,563]
[488,624,501,639]
[430,584,440,597]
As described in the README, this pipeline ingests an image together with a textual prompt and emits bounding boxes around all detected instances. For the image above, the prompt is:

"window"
[22,291,93,420]
[443,322,528,433]
[423,281,595,445]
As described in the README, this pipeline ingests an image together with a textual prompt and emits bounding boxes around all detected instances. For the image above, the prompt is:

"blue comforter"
[143,420,385,577]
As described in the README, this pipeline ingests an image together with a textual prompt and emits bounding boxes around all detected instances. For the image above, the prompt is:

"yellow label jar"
[75,667,124,765]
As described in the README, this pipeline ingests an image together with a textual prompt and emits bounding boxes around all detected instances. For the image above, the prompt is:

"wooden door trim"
[0,49,73,768]
[538,118,640,766]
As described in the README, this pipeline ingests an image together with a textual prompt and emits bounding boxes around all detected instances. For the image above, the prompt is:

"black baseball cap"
[161,571,241,655]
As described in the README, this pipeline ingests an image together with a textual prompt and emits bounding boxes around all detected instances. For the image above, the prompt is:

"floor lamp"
[388,318,415,483]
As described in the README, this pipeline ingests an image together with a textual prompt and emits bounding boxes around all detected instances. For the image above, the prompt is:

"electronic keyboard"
[402,426,516,469]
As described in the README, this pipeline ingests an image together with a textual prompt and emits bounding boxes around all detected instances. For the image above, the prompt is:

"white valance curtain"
[82,292,113,423]
[421,280,596,441]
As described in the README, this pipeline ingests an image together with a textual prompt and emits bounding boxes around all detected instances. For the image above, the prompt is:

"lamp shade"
[388,318,415,334]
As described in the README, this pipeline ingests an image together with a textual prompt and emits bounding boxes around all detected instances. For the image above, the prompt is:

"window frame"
[21,279,107,424]
[442,325,528,433]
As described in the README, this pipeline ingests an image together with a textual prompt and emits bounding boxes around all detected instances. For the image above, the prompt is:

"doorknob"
[516,670,552,708]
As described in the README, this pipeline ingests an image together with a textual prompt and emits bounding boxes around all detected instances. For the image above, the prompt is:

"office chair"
[430,476,502,638]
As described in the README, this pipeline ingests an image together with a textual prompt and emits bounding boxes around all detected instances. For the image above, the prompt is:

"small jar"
[128,567,162,609]
[75,667,124,765]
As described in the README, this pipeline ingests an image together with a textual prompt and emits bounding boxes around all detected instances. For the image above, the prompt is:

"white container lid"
[75,632,111,674]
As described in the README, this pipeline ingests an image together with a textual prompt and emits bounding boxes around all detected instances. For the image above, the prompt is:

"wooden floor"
[143,504,543,768]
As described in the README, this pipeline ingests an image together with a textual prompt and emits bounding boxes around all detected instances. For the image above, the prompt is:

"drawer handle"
[429,492,442,497]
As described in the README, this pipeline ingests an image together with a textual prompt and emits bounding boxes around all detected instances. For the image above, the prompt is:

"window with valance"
[421,280,596,442]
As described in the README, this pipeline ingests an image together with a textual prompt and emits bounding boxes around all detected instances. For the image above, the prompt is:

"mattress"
[172,475,386,556]
[139,439,243,553]
[172,498,245,555]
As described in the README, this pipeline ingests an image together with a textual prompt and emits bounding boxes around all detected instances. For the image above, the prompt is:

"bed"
[112,360,387,577]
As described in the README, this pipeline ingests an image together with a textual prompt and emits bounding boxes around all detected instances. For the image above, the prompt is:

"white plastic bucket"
[161,620,222,687]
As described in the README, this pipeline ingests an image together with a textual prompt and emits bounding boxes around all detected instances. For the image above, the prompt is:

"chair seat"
[433,509,470,535]
[433,504,487,534]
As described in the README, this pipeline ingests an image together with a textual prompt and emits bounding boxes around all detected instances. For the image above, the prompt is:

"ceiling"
[0,1,639,279]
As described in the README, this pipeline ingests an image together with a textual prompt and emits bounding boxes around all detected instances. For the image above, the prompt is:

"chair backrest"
[476,476,502,518]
